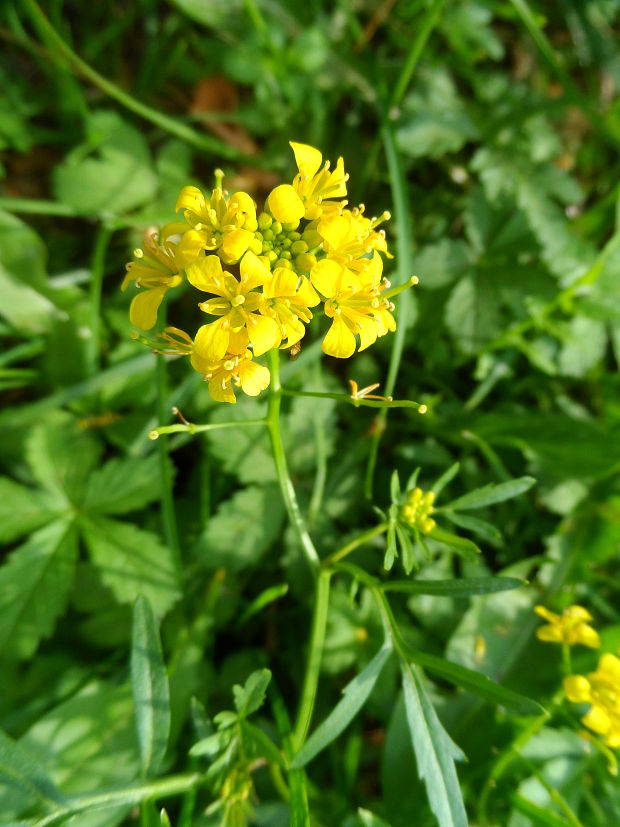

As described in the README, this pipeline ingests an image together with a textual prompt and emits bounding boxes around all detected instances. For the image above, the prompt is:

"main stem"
[267,350,320,575]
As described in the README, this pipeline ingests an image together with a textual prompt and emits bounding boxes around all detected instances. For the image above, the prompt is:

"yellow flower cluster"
[565,652,620,749]
[534,605,600,648]
[122,142,403,403]
[401,487,436,534]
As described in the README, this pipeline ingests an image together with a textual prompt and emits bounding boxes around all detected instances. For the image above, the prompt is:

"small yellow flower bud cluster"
[123,142,417,403]
[401,487,436,534]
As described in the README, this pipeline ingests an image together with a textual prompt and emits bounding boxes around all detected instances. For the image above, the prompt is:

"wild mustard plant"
[123,141,411,403]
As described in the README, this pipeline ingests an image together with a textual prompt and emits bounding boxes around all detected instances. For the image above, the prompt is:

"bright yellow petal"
[176,185,205,215]
[322,315,356,359]
[582,704,612,735]
[296,274,320,307]
[290,142,322,178]
[317,213,350,250]
[267,184,305,224]
[266,267,299,299]
[240,250,271,291]
[239,360,270,396]
[355,313,379,352]
[220,228,254,263]
[573,625,600,649]
[247,314,280,356]
[534,606,559,623]
[599,653,620,679]
[536,626,563,643]
[328,156,347,197]
[194,320,229,362]
[176,229,205,267]
[563,675,592,703]
[186,255,225,294]
[129,287,166,330]
[208,375,236,404]
[230,191,257,220]
[310,259,342,299]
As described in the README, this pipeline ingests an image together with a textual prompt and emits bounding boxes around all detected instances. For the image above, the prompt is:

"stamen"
[133,248,144,258]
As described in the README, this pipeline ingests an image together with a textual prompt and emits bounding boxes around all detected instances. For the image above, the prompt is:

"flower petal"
[563,675,592,703]
[311,259,343,299]
[239,360,270,396]
[582,704,612,735]
[220,228,254,263]
[290,142,322,179]
[247,314,281,356]
[187,255,226,294]
[176,185,205,215]
[267,184,305,224]
[194,320,229,362]
[176,229,205,267]
[322,315,356,358]
[209,375,236,404]
[240,250,271,291]
[130,287,166,330]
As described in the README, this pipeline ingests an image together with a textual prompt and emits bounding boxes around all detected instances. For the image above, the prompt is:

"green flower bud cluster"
[250,212,316,274]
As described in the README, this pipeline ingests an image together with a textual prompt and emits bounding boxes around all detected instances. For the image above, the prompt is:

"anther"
[134,248,144,258]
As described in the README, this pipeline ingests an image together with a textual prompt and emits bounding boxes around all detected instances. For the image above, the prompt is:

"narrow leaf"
[403,646,542,715]
[441,510,503,545]
[292,644,393,768]
[443,476,536,511]
[431,462,460,497]
[428,527,480,558]
[401,662,468,827]
[383,576,524,597]
[238,583,289,626]
[131,596,171,777]
[0,728,64,804]
[0,519,78,660]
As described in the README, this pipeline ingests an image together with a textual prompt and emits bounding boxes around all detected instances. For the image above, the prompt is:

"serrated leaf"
[81,515,180,615]
[444,476,535,511]
[53,111,157,216]
[292,644,392,768]
[383,576,524,597]
[26,418,101,505]
[412,240,471,290]
[131,596,171,777]
[232,669,272,717]
[0,519,78,660]
[401,662,467,827]
[0,477,60,544]
[199,484,284,572]
[83,454,162,516]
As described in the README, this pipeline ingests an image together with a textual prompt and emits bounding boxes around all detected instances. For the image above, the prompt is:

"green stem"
[292,569,332,750]
[31,773,204,827]
[86,224,114,378]
[364,123,417,497]
[0,197,86,217]
[21,0,253,162]
[156,355,182,574]
[322,522,388,567]
[308,363,327,524]
[282,387,425,410]
[267,350,320,574]
[149,419,267,439]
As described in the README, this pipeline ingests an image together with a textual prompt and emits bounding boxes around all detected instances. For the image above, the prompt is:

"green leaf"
[382,576,524,597]
[237,583,289,626]
[390,469,401,502]
[169,0,244,29]
[444,273,504,355]
[441,511,503,545]
[443,476,536,511]
[404,646,542,715]
[232,669,272,717]
[0,519,78,660]
[357,809,393,827]
[431,462,460,497]
[292,644,393,768]
[131,596,171,777]
[26,418,101,505]
[0,477,59,544]
[81,515,180,616]
[412,240,471,290]
[400,662,467,827]
[395,523,416,574]
[83,454,162,516]
[0,728,64,806]
[198,485,284,572]
[558,316,607,377]
[427,527,481,558]
[53,111,158,216]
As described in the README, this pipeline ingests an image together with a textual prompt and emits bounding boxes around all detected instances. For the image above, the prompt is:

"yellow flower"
[261,267,320,348]
[564,652,620,748]
[401,488,436,534]
[191,348,270,404]
[266,184,305,225]
[176,182,258,264]
[290,142,349,220]
[188,251,280,362]
[310,252,396,358]
[534,605,600,648]
[317,205,391,263]
[122,231,185,330]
